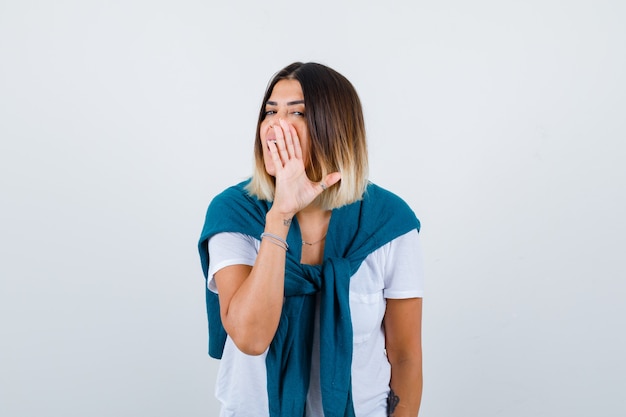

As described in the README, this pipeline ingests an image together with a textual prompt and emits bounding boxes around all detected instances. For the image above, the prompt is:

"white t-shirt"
[207,229,424,417]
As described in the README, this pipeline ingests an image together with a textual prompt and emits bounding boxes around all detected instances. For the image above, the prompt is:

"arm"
[213,210,291,355]
[383,297,423,417]
[214,119,340,355]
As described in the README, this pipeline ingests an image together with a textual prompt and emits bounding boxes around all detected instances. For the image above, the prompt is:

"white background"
[1,1,625,416]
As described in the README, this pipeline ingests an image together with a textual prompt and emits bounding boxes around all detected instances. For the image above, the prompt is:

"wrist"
[266,208,294,231]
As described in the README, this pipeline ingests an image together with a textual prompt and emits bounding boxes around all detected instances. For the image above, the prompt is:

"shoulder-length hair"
[245,62,369,210]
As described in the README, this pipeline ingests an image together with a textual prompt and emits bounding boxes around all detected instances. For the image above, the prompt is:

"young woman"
[199,62,424,417]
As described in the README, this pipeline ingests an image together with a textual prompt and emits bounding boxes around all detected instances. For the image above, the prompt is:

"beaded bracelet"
[260,232,289,251]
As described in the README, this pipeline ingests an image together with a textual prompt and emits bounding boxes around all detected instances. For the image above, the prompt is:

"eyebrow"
[265,100,305,106]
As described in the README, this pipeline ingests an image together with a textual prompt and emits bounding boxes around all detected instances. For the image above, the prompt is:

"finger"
[288,123,303,160]
[319,172,342,191]
[280,119,296,159]
[267,138,283,169]
[273,124,289,163]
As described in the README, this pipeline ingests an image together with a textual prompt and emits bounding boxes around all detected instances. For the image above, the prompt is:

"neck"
[296,205,331,226]
[296,205,331,265]
[296,205,331,242]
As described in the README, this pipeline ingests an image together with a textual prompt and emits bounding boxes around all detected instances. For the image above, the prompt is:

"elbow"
[386,345,422,368]
[221,311,280,356]
[232,336,270,356]
[226,325,272,356]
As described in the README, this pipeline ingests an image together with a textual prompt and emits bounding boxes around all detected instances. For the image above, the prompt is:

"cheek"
[292,122,309,143]
[296,130,310,162]
[259,120,270,140]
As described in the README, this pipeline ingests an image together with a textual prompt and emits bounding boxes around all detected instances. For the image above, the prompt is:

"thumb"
[319,172,342,191]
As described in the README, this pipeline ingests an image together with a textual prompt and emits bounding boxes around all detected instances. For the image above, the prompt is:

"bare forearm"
[222,210,292,354]
[388,358,423,417]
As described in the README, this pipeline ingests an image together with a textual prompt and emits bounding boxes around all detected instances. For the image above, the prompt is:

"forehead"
[268,79,304,101]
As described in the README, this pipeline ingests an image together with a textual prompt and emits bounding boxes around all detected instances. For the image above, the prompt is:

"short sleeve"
[383,229,425,299]
[207,232,258,293]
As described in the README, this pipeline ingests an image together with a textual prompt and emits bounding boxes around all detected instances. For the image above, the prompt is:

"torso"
[300,241,325,265]
[207,229,424,417]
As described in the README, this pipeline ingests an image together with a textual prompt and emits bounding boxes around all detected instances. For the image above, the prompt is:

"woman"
[198,62,423,417]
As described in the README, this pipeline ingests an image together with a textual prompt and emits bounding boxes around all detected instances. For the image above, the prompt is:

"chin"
[264,165,276,177]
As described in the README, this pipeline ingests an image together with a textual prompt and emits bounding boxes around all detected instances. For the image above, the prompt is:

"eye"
[263,109,277,120]
[292,111,305,117]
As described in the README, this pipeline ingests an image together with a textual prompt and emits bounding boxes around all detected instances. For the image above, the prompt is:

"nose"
[267,110,286,129]
[274,108,289,119]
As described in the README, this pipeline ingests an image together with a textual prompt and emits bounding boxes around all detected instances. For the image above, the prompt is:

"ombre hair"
[245,62,369,210]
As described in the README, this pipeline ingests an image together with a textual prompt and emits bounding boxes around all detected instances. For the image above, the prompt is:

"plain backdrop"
[1,1,625,416]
